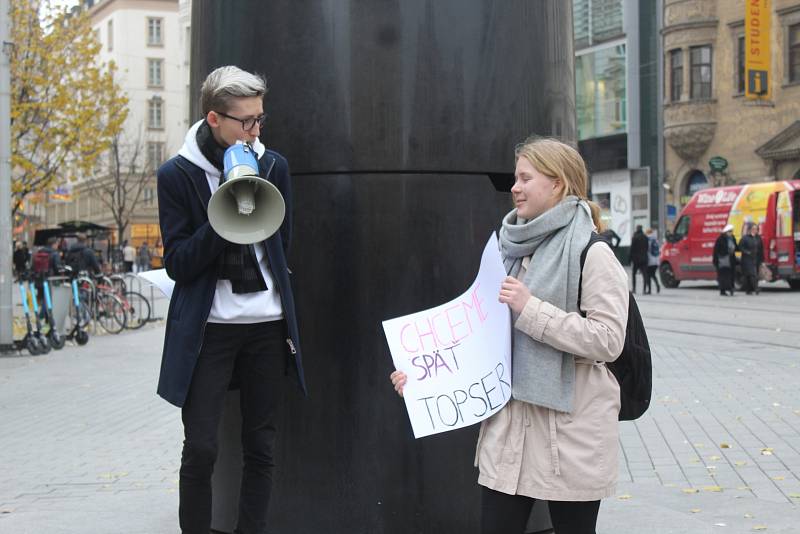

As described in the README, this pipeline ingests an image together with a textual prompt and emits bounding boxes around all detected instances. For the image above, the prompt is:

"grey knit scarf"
[498,196,594,413]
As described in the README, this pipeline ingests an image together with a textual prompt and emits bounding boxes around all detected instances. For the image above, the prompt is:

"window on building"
[669,49,683,101]
[143,187,155,206]
[148,59,163,87]
[147,17,163,46]
[631,168,650,188]
[681,170,709,205]
[575,43,627,140]
[146,142,164,170]
[790,23,800,83]
[148,97,163,129]
[107,19,113,52]
[736,35,745,94]
[690,45,712,99]
[573,0,624,49]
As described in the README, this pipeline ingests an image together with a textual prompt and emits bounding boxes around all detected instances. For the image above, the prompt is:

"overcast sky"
[41,0,80,20]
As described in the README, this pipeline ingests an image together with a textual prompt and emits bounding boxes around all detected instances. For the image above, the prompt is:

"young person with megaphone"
[156,65,307,534]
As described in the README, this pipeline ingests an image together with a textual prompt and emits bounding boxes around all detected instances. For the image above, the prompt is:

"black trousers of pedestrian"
[743,271,759,294]
[179,320,286,534]
[480,486,601,534]
[717,267,734,295]
[646,265,660,294]
[631,262,648,294]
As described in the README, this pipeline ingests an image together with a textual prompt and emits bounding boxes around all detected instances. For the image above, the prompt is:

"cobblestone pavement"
[1,281,799,533]
[602,280,800,533]
[0,321,179,534]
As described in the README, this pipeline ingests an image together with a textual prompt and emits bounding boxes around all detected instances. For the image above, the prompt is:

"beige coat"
[475,242,629,501]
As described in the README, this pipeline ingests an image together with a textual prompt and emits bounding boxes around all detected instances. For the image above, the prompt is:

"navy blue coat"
[156,150,307,407]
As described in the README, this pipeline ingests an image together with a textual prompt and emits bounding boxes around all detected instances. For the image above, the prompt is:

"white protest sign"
[383,233,512,438]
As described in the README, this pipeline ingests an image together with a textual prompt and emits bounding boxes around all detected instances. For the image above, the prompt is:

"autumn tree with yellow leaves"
[9,0,128,215]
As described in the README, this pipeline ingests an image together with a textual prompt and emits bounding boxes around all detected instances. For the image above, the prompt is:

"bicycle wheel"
[122,291,151,329]
[95,293,127,334]
[68,292,92,329]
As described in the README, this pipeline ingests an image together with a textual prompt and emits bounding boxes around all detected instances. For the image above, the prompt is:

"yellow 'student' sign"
[746,0,771,99]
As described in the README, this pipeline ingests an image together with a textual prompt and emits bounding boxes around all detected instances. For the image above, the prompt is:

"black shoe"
[720,291,728,296]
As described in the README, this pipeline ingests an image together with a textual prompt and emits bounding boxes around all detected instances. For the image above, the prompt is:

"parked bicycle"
[105,274,152,330]
[75,273,127,334]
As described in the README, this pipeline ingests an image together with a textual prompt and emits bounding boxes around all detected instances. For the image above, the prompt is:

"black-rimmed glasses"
[216,111,267,131]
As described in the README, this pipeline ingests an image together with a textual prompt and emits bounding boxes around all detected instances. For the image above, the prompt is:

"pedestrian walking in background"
[739,223,764,295]
[13,241,28,280]
[713,224,738,296]
[630,225,649,294]
[66,233,102,276]
[31,237,64,308]
[645,228,661,294]
[122,240,136,273]
[32,237,63,278]
[136,241,152,273]
[391,137,629,534]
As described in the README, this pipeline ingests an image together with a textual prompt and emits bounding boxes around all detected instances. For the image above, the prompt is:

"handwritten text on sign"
[383,233,512,438]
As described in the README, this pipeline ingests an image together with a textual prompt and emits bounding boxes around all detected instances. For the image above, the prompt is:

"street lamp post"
[0,0,15,353]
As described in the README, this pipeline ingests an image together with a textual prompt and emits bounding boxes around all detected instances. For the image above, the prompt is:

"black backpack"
[578,233,652,421]
[66,247,86,274]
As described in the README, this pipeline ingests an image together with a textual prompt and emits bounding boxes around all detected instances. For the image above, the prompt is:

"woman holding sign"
[391,137,629,534]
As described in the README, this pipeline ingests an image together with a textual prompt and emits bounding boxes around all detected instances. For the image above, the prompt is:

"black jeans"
[743,272,759,293]
[481,486,600,534]
[631,262,648,294]
[717,267,734,294]
[646,265,660,293]
[180,320,286,534]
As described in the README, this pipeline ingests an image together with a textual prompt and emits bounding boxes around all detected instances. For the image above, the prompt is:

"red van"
[660,180,800,290]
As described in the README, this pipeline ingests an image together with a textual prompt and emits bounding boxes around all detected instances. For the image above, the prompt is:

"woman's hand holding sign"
[498,276,531,314]
[390,370,407,397]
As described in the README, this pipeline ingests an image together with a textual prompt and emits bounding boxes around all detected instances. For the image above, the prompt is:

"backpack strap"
[577,232,612,314]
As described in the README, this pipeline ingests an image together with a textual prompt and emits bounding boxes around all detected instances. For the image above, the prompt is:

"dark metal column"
[192,2,575,532]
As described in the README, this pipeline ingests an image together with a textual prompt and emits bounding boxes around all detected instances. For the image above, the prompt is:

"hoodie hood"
[178,119,266,177]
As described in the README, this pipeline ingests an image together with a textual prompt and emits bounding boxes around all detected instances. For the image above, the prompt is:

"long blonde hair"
[514,136,604,231]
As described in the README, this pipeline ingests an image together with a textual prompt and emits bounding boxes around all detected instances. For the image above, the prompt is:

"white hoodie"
[177,120,283,324]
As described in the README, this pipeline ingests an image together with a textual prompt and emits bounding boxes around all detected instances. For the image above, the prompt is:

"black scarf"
[197,121,268,294]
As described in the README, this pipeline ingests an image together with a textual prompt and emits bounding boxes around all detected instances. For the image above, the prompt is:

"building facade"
[43,0,187,256]
[662,0,800,222]
[574,0,662,250]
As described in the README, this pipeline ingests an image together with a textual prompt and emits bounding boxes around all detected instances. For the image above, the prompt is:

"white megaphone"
[208,141,286,245]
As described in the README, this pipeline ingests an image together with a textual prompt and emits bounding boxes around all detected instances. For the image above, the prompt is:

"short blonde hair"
[200,66,267,115]
[514,136,604,230]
